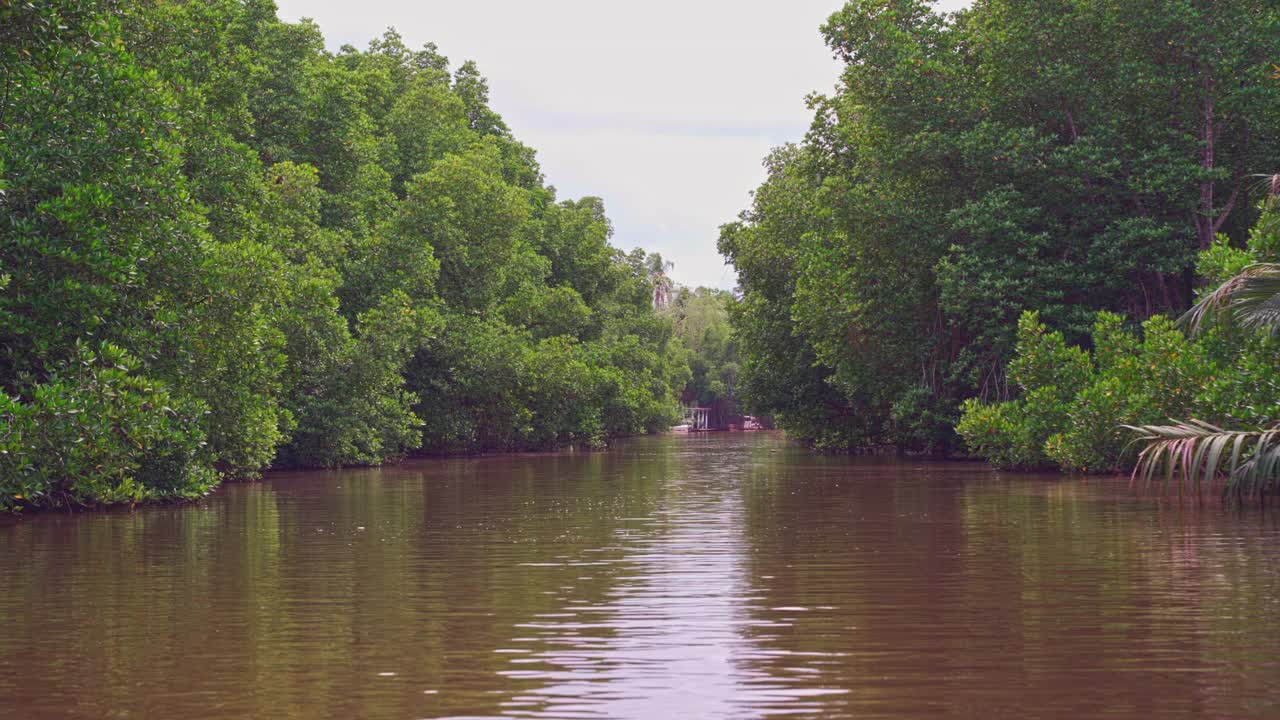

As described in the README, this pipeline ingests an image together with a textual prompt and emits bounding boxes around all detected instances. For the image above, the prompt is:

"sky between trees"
[275,0,973,289]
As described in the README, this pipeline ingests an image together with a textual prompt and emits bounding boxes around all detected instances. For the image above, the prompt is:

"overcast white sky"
[276,0,971,289]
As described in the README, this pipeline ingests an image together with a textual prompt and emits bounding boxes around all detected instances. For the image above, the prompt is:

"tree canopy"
[722,0,1280,454]
[0,0,687,510]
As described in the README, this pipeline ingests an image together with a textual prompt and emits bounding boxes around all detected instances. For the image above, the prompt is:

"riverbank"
[1,430,686,515]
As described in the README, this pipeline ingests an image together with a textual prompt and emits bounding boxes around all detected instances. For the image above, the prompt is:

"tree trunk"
[1196,72,1216,250]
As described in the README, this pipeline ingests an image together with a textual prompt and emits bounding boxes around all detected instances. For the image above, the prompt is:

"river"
[2,432,1279,719]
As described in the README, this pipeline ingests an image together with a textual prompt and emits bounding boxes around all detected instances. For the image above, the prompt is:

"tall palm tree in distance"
[648,254,675,311]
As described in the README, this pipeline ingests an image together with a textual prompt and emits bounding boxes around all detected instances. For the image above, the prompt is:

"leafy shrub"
[890,386,957,455]
[956,399,1026,469]
[1193,334,1280,430]
[956,312,1091,469]
[1047,315,1212,472]
[0,344,215,512]
[1006,312,1093,396]
[1197,236,1254,287]
[1044,377,1130,472]
[522,338,605,449]
[961,307,1277,475]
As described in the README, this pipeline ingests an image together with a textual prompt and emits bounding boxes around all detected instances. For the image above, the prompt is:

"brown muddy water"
[2,432,1279,719]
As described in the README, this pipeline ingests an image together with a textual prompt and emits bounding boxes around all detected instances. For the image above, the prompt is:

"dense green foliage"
[721,0,1280,453]
[667,287,740,411]
[0,0,684,511]
[959,201,1280,475]
[1126,194,1280,496]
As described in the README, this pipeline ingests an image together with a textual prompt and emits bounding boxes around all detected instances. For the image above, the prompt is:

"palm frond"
[1126,421,1280,499]
[1246,173,1280,201]
[1180,263,1280,336]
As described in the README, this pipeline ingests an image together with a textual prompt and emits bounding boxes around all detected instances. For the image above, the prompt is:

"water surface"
[3,433,1279,719]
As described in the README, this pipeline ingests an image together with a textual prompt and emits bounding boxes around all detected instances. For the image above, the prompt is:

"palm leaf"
[1180,263,1280,336]
[1126,421,1280,498]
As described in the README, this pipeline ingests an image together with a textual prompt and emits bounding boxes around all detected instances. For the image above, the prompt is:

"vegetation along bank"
[7,0,1280,510]
[720,0,1280,494]
[0,0,714,511]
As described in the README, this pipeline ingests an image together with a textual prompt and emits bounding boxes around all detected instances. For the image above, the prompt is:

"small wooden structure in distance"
[673,405,768,432]
[687,407,712,432]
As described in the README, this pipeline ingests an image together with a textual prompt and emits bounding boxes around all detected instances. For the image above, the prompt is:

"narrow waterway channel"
[3,432,1279,719]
